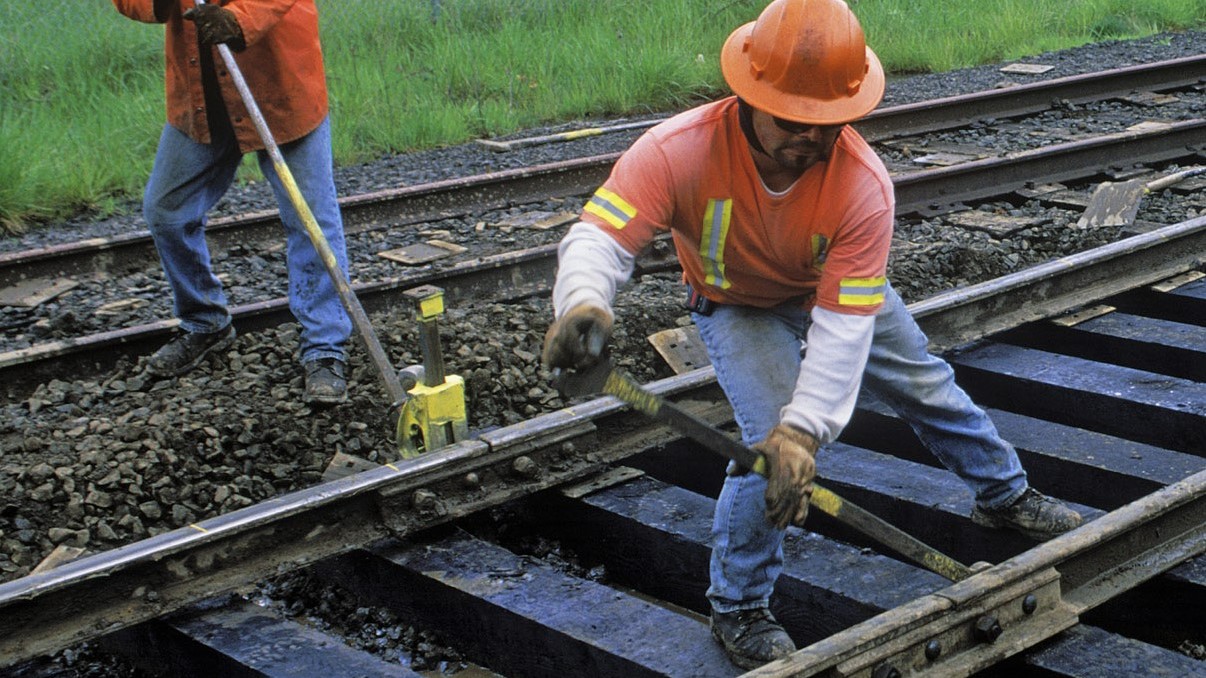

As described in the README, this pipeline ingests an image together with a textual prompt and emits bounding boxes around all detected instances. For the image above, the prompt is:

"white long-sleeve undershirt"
[552,222,635,319]
[779,306,874,444]
[552,221,874,444]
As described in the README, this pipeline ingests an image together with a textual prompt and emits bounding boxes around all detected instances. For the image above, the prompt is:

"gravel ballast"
[1,29,1204,674]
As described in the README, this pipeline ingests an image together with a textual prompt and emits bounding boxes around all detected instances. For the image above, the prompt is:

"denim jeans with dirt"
[142,118,351,365]
[698,282,1027,613]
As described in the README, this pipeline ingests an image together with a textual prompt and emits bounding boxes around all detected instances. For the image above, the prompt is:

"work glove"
[755,423,820,530]
[542,304,613,370]
[183,4,246,50]
[153,0,175,22]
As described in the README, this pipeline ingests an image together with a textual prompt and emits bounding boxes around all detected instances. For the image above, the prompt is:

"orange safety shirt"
[580,97,895,316]
[112,0,329,152]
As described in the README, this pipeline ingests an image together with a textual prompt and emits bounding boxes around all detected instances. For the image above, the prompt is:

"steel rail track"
[1,218,1202,673]
[1,57,1202,290]
[2,119,1203,396]
[746,471,1205,677]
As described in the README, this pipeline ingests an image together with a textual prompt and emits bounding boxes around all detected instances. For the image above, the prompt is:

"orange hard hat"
[721,0,885,125]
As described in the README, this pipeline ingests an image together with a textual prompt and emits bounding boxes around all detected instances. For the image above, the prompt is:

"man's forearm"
[552,222,636,318]
[778,306,875,444]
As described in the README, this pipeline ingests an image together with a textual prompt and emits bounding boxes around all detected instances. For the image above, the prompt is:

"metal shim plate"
[378,240,468,265]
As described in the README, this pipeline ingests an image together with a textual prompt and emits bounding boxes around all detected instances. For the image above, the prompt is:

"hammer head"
[551,359,614,399]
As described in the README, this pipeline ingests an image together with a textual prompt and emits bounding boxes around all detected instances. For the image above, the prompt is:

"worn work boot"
[971,487,1082,541]
[304,358,347,405]
[146,325,236,377]
[710,607,796,669]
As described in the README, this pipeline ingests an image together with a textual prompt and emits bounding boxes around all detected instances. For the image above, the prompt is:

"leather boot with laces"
[971,487,1082,541]
[710,607,796,669]
[146,325,236,376]
[304,358,347,405]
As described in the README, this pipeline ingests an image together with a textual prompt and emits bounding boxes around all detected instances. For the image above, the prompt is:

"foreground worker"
[542,0,1082,668]
[112,0,352,405]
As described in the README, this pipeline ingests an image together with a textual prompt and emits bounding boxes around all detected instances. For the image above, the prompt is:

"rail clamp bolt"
[974,614,1004,643]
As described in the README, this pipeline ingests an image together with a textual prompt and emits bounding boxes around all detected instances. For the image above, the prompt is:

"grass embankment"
[0,0,1201,232]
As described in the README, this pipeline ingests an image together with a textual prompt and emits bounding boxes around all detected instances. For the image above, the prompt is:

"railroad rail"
[2,56,1202,292]
[2,218,1202,676]
[2,119,1203,392]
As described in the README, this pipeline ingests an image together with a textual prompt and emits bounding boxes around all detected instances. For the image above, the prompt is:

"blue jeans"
[699,283,1026,612]
[142,119,351,364]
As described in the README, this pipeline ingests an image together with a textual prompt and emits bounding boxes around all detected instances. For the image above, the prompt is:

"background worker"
[112,0,352,405]
[542,0,1082,668]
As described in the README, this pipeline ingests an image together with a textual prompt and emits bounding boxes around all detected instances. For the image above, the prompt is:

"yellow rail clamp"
[397,376,469,458]
[396,285,469,458]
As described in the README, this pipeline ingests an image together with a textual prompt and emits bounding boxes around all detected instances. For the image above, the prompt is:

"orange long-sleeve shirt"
[112,0,329,152]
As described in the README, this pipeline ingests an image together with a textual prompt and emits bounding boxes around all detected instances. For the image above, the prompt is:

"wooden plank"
[534,475,949,647]
[843,400,1203,509]
[999,311,1206,381]
[536,473,1197,677]
[809,443,1206,648]
[948,343,1205,454]
[102,598,419,677]
[1021,623,1206,676]
[1109,274,1206,324]
[322,529,738,678]
[628,437,1205,598]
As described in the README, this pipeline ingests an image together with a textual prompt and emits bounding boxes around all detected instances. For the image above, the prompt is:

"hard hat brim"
[720,22,886,126]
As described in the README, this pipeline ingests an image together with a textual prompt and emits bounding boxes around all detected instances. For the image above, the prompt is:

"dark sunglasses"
[771,116,842,135]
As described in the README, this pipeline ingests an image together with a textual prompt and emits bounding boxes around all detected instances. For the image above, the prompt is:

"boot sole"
[304,392,348,406]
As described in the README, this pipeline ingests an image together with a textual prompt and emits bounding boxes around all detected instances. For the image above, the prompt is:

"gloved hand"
[542,304,613,370]
[153,0,175,22]
[183,4,246,50]
[754,423,820,530]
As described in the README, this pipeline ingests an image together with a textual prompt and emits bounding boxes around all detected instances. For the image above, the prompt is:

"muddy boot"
[971,487,1082,541]
[710,607,796,669]
[304,358,347,405]
[146,325,236,377]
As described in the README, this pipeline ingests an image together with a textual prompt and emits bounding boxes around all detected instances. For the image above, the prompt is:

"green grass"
[0,0,1201,232]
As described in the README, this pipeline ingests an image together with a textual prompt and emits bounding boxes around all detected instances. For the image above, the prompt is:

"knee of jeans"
[143,195,181,234]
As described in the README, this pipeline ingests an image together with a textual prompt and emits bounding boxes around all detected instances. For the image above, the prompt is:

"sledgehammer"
[554,359,981,582]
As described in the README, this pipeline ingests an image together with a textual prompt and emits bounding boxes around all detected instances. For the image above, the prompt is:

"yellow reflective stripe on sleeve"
[811,234,829,267]
[838,276,887,306]
[699,198,733,289]
[583,187,637,230]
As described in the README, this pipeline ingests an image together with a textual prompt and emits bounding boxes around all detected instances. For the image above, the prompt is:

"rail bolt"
[512,456,540,479]
[871,664,901,678]
[412,488,439,512]
[462,472,481,489]
[974,615,1003,643]
[924,639,942,661]
[1022,593,1038,615]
